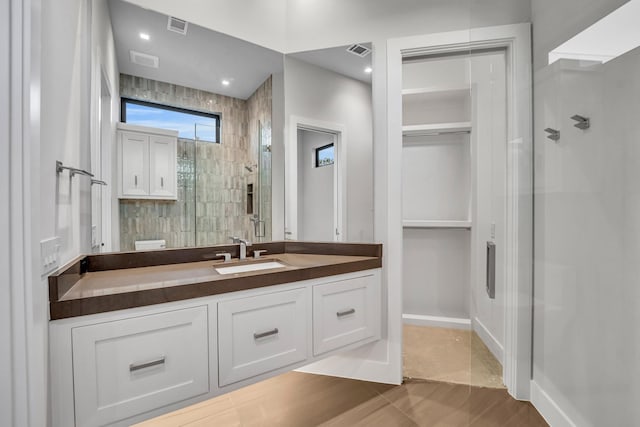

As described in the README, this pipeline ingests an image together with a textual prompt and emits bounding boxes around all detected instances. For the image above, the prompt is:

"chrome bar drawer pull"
[129,356,166,372]
[254,328,279,340]
[337,308,356,318]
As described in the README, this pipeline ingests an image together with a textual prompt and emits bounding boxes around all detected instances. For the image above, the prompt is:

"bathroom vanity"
[48,242,382,427]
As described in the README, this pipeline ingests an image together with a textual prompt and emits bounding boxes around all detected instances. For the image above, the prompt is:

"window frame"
[314,143,335,168]
[120,97,221,143]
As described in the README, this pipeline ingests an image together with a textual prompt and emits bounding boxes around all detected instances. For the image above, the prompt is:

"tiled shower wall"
[119,74,272,251]
[247,76,273,242]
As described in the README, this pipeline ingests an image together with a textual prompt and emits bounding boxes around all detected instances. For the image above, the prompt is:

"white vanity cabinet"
[50,268,381,427]
[218,288,308,386]
[72,306,209,427]
[117,123,178,200]
[312,275,380,356]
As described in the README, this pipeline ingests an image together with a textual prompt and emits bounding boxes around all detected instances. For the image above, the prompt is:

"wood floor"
[135,372,548,426]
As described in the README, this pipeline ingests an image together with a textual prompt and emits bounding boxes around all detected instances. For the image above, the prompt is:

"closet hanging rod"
[56,160,94,178]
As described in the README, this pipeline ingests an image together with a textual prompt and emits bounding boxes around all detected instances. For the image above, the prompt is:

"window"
[315,143,335,167]
[121,98,220,143]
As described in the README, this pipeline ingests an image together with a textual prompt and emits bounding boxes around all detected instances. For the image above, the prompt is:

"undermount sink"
[214,261,286,275]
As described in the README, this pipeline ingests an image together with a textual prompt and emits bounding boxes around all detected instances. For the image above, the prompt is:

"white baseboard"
[530,380,577,427]
[402,313,471,330]
[472,317,504,364]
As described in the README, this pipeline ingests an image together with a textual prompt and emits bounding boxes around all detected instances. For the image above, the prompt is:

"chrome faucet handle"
[229,236,240,243]
[253,250,267,259]
[216,252,232,262]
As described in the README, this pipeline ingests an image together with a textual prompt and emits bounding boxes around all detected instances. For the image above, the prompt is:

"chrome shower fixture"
[544,128,560,142]
[570,115,590,130]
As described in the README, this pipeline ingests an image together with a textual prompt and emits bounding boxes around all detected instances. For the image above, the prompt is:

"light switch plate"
[40,237,61,275]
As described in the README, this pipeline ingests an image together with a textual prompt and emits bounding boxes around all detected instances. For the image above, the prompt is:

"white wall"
[531,0,629,70]
[285,0,530,53]
[403,229,471,318]
[90,0,120,252]
[41,0,119,263]
[533,53,640,426]
[531,1,640,425]
[297,129,335,241]
[284,57,373,242]
[41,0,92,264]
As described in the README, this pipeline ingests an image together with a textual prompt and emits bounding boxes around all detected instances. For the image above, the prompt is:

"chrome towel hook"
[544,128,560,142]
[570,115,590,130]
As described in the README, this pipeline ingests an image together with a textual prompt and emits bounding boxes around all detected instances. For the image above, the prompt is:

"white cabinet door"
[313,274,381,356]
[149,135,176,199]
[120,131,149,197]
[72,306,209,427]
[218,288,308,386]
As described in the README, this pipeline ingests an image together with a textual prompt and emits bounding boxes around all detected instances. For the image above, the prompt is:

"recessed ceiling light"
[364,67,373,74]
[139,32,150,41]
[222,80,230,86]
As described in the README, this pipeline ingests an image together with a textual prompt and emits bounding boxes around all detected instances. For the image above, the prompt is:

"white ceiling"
[288,43,373,84]
[109,0,284,99]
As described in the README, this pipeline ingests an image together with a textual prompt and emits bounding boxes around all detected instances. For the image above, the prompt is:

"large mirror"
[95,0,284,252]
[93,0,374,252]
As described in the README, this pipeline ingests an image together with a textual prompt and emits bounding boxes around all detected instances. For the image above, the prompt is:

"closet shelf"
[402,220,472,229]
[402,122,471,137]
[402,86,471,98]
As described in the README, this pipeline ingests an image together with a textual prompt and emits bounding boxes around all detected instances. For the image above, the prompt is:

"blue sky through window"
[316,144,334,167]
[124,102,218,142]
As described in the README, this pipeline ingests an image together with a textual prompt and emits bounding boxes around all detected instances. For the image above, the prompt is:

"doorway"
[400,49,508,388]
[386,24,533,399]
[285,116,346,242]
[296,127,338,241]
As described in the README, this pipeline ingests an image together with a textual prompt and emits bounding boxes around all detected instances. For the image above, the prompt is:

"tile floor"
[403,325,504,388]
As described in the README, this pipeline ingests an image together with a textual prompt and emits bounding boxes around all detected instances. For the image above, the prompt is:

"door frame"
[386,23,533,399]
[286,115,347,241]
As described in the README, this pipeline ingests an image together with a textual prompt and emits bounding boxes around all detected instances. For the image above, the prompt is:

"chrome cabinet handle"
[129,356,165,372]
[337,308,356,318]
[134,175,138,186]
[161,177,164,187]
[254,328,278,340]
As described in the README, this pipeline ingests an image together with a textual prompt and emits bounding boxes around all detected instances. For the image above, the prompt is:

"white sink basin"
[215,261,286,275]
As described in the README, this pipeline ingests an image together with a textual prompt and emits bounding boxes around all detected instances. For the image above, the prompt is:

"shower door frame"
[386,23,533,400]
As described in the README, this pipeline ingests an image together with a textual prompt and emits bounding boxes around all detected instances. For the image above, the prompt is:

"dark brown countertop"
[49,242,382,320]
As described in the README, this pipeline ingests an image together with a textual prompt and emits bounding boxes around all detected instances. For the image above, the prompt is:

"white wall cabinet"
[117,123,177,200]
[50,269,381,427]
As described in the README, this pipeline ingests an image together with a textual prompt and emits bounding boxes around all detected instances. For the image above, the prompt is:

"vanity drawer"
[313,274,381,356]
[71,306,209,427]
[218,288,307,386]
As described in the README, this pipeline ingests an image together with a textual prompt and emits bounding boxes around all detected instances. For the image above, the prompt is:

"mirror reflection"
[283,44,374,242]
[104,0,283,251]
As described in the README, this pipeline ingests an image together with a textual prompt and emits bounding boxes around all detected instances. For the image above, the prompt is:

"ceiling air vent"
[167,16,188,35]
[129,50,159,68]
[346,43,371,58]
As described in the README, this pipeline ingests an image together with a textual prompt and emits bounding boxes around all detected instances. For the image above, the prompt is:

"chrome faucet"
[230,236,252,259]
